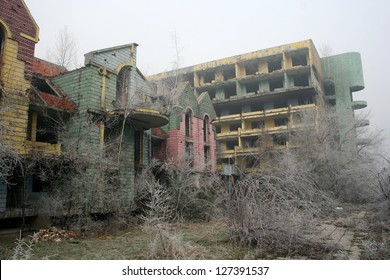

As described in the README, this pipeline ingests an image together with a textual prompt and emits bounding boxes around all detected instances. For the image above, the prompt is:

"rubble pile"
[31,227,79,242]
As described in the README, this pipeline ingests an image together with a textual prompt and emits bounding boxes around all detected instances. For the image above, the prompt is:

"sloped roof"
[33,58,68,77]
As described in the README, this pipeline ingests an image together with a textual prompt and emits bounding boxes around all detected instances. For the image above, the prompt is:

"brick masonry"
[0,0,38,81]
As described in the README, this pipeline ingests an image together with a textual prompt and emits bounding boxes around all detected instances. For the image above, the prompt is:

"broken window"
[246,156,260,168]
[275,117,288,127]
[208,89,216,100]
[203,115,210,142]
[27,111,58,144]
[245,62,258,76]
[272,134,288,146]
[293,73,309,87]
[269,77,284,91]
[243,136,258,148]
[224,67,236,81]
[204,146,210,165]
[203,71,215,84]
[274,100,288,109]
[185,142,194,165]
[185,109,193,138]
[182,73,194,87]
[251,120,264,129]
[268,58,282,73]
[324,79,335,96]
[245,82,259,94]
[226,140,238,150]
[252,103,264,112]
[224,85,236,99]
[229,123,241,131]
[298,96,314,105]
[291,53,308,67]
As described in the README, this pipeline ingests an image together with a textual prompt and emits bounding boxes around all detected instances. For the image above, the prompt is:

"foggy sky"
[24,0,390,155]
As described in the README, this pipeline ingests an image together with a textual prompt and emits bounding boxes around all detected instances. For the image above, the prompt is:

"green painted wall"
[321,52,365,151]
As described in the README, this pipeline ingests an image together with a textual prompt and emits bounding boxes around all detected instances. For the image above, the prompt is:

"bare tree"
[47,26,79,70]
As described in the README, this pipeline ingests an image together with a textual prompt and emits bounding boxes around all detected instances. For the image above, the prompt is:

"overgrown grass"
[0,221,252,260]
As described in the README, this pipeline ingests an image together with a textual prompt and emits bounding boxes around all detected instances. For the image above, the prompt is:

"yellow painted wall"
[0,31,31,154]
[1,39,31,91]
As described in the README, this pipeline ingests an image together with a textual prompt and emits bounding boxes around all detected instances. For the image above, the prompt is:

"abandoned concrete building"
[149,40,368,178]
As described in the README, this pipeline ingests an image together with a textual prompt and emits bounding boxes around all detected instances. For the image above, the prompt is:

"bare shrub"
[223,151,336,257]
[135,163,206,259]
[362,240,390,260]
[10,232,39,260]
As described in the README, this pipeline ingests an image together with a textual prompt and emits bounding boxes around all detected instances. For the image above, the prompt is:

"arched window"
[116,66,131,107]
[203,115,210,142]
[185,108,192,138]
[0,27,5,79]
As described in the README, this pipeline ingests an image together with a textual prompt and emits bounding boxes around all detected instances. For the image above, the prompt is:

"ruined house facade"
[0,0,170,217]
[0,0,40,215]
[149,40,368,176]
[152,83,217,172]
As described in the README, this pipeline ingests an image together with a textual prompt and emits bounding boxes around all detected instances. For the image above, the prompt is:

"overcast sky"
[25,0,390,154]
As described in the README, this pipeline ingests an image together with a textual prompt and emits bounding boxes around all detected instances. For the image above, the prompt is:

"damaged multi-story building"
[149,40,368,182]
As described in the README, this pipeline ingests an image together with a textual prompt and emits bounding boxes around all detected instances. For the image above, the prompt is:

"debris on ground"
[30,227,79,243]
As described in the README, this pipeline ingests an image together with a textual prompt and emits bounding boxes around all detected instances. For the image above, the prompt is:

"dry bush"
[223,151,336,257]
[135,163,207,259]
[9,233,39,260]
[134,159,224,222]
[362,241,390,260]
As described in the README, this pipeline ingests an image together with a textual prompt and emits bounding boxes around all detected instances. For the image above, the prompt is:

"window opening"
[0,28,5,78]
[226,140,238,150]
[292,53,307,66]
[273,134,287,146]
[116,67,131,106]
[224,67,236,81]
[207,89,216,100]
[268,59,282,73]
[224,85,236,99]
[204,146,210,165]
[203,71,215,84]
[229,123,241,131]
[274,100,288,109]
[243,136,258,148]
[203,115,210,142]
[185,109,192,138]
[246,157,259,168]
[246,82,258,94]
[293,73,309,87]
[269,77,284,91]
[245,62,258,76]
[251,120,264,129]
[275,117,288,127]
[298,96,313,105]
